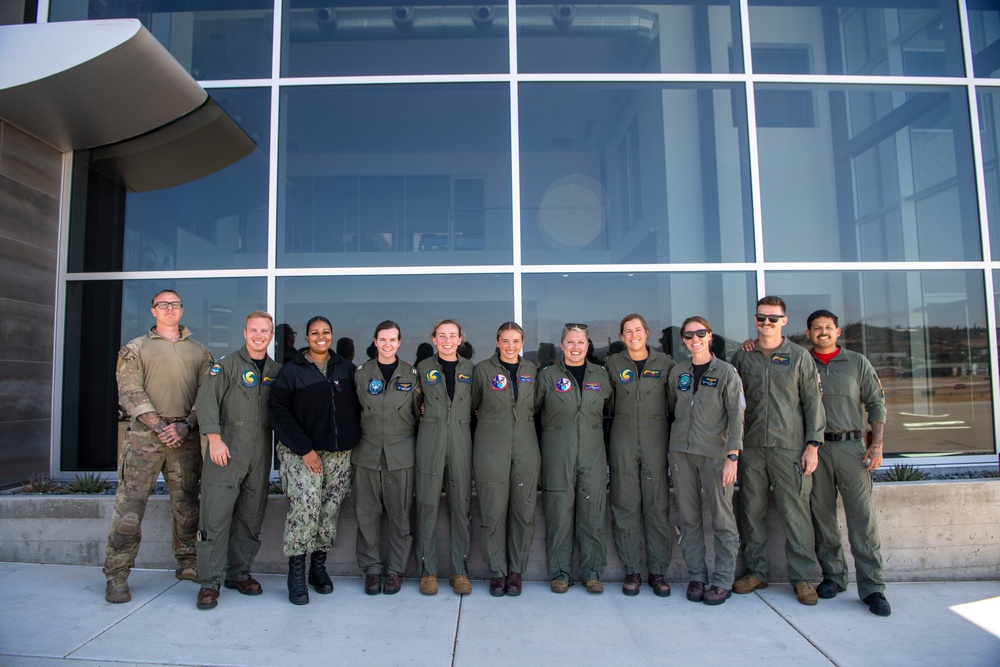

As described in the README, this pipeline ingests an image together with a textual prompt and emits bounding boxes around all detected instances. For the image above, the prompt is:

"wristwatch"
[726,453,739,461]
[807,440,821,448]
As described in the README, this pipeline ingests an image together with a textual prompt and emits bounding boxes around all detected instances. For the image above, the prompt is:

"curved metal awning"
[0,19,255,192]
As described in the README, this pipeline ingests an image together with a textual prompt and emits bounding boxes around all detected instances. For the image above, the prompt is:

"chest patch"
[677,373,692,392]
[492,374,508,390]
[700,376,719,387]
[771,353,790,366]
[642,369,660,378]
[262,376,275,386]
[518,375,533,383]
[618,369,634,384]
[368,379,384,395]
[396,382,413,392]
[584,382,601,391]
[555,378,572,393]
[241,370,257,387]
[457,373,472,384]
[424,369,441,385]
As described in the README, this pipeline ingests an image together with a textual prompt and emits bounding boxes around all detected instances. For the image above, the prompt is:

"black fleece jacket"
[268,350,362,455]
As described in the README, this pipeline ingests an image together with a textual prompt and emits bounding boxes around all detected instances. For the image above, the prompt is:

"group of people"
[102,289,891,619]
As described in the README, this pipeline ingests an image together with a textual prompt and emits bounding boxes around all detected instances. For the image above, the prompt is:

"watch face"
[727,454,739,461]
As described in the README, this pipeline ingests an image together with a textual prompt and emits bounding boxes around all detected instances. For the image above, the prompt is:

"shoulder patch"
[209,363,222,376]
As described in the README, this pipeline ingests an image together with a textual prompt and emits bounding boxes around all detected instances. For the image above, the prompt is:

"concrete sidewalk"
[0,563,997,667]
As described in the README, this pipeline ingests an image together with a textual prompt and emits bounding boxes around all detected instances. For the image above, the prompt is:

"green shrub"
[878,463,925,482]
[66,472,112,494]
[20,474,63,494]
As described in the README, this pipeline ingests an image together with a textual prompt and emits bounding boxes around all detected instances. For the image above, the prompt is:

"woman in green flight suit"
[471,322,540,597]
[536,323,614,594]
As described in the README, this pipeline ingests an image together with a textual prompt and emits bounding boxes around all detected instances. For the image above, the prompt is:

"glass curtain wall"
[54,0,1000,470]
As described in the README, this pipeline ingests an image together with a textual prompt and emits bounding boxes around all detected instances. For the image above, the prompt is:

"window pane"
[520,83,753,265]
[49,0,273,80]
[61,277,267,470]
[278,84,513,268]
[276,274,514,365]
[521,271,755,363]
[756,84,980,262]
[767,270,993,458]
[517,1,741,74]
[978,88,1000,259]
[67,89,271,273]
[282,1,509,76]
[968,3,1000,78]
[748,0,964,77]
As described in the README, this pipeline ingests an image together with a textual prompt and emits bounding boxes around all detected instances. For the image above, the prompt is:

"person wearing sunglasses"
[104,290,213,604]
[605,313,676,597]
[730,296,826,606]
[414,320,475,597]
[471,322,541,597]
[667,317,744,606]
[352,320,421,596]
[535,323,614,594]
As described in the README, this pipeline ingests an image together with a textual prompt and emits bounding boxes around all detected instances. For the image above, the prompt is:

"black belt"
[824,430,863,442]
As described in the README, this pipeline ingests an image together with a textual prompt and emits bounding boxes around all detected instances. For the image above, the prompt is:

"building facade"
[3,1,1000,482]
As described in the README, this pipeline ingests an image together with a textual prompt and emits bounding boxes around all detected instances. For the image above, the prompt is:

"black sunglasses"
[563,323,589,331]
[681,329,709,340]
[755,314,783,324]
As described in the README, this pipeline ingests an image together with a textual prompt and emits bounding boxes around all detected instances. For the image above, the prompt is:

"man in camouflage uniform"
[104,290,213,603]
[193,311,281,610]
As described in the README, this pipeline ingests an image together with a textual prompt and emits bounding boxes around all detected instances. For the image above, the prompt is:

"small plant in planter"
[66,472,112,494]
[877,463,925,482]
[20,474,64,494]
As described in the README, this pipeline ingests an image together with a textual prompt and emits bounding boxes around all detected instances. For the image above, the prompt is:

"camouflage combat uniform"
[104,325,213,581]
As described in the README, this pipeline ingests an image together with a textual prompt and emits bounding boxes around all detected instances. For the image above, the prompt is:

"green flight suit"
[811,347,887,599]
[731,338,825,585]
[667,355,744,589]
[353,358,421,576]
[536,361,614,583]
[194,346,280,590]
[414,355,475,578]
[471,353,540,578]
[605,348,675,576]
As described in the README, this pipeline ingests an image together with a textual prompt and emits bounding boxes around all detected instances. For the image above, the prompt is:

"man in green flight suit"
[805,309,891,617]
[731,296,825,606]
[193,311,281,610]
[415,319,475,596]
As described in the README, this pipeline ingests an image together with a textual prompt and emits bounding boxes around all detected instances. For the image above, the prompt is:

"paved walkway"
[0,562,997,666]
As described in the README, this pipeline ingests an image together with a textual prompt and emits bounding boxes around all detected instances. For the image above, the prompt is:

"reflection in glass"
[767,270,992,458]
[48,0,273,80]
[520,83,752,265]
[279,84,513,268]
[276,274,513,365]
[67,89,271,273]
[521,272,755,365]
[282,1,509,76]
[517,1,740,74]
[747,0,963,77]
[757,84,980,262]
[61,278,267,470]
[978,89,1000,259]
[968,4,1000,78]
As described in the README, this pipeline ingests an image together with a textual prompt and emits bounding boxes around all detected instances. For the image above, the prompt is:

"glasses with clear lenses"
[153,301,183,310]
[681,329,709,340]
[754,313,782,324]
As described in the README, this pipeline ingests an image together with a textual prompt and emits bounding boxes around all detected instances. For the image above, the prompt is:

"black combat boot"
[287,554,309,605]
[308,550,334,594]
